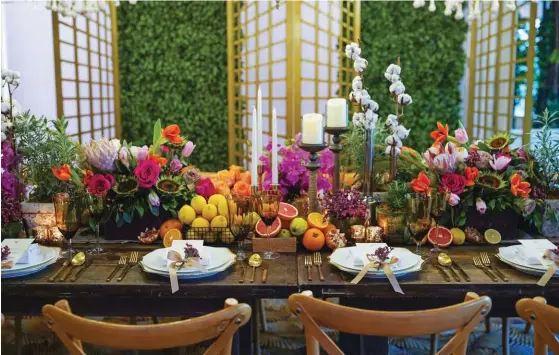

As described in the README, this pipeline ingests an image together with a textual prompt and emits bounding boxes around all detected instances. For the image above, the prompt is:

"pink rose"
[87,174,112,197]
[454,128,469,144]
[134,160,161,188]
[195,178,215,200]
[182,141,195,158]
[476,198,487,214]
[447,193,460,206]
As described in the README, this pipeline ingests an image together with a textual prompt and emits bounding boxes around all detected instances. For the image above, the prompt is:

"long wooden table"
[2,242,558,355]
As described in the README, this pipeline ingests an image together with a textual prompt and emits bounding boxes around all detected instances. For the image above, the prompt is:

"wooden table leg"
[502,317,510,355]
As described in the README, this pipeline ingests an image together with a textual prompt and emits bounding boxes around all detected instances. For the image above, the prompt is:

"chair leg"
[259,299,268,332]
[252,299,261,355]
[485,317,491,333]
[501,317,509,355]
[430,333,439,355]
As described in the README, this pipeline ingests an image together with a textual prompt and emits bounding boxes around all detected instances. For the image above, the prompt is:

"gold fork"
[480,252,508,282]
[305,255,312,281]
[473,256,498,282]
[117,252,138,282]
[107,256,126,282]
[313,252,324,281]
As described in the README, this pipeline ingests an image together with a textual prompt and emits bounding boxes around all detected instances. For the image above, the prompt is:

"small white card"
[166,240,210,268]
[355,243,388,267]
[519,239,556,266]
[1,239,38,269]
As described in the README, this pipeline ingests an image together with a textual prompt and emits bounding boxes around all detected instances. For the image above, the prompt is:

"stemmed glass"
[53,193,80,260]
[228,193,254,261]
[430,191,448,254]
[256,189,282,260]
[86,194,107,255]
[407,193,433,256]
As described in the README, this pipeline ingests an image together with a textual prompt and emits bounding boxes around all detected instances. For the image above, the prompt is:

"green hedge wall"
[117,1,228,172]
[360,2,468,150]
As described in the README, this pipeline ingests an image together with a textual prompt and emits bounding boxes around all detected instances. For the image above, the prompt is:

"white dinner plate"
[329,258,422,279]
[496,254,558,277]
[1,258,58,278]
[330,247,420,273]
[1,246,60,274]
[498,245,550,271]
[140,258,235,279]
[141,247,233,274]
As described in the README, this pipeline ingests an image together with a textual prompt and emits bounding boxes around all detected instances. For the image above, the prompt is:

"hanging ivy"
[117,1,228,172]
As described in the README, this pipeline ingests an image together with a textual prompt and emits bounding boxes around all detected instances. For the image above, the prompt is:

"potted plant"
[530,109,559,236]
[321,188,368,236]
[15,113,82,229]
[376,180,409,243]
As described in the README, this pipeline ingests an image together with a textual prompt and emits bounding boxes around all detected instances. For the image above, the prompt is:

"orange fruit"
[159,219,183,239]
[307,212,328,231]
[163,228,183,248]
[322,223,337,238]
[302,228,325,251]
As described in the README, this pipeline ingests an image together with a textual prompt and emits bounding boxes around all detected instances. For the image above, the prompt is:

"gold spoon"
[438,253,460,282]
[59,252,86,282]
[248,254,262,283]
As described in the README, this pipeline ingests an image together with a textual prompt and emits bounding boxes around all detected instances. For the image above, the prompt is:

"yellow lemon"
[450,228,466,245]
[208,194,226,207]
[190,195,207,215]
[202,204,218,221]
[191,217,210,228]
[218,200,229,220]
[210,215,228,228]
[484,229,502,244]
[178,205,196,225]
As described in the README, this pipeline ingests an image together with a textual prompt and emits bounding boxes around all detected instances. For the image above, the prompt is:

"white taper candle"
[272,107,278,184]
[251,107,258,186]
[257,87,263,160]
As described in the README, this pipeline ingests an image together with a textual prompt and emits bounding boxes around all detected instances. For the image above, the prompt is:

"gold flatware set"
[239,253,269,284]
[305,252,325,282]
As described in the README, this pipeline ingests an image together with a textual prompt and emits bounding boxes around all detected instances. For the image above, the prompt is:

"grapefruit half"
[427,226,453,248]
[255,217,282,238]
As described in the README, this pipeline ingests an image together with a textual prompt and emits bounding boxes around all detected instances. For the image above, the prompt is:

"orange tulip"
[238,171,251,184]
[430,122,449,146]
[212,179,231,195]
[409,172,431,194]
[148,154,167,167]
[510,173,531,198]
[52,164,72,181]
[232,181,251,197]
[464,167,479,187]
[217,169,236,187]
[161,124,183,144]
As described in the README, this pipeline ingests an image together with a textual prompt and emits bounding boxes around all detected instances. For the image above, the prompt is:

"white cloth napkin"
[164,240,211,269]
[518,239,556,266]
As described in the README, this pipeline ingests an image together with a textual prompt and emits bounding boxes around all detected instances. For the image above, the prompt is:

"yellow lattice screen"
[467,1,536,145]
[227,0,359,167]
[52,4,121,143]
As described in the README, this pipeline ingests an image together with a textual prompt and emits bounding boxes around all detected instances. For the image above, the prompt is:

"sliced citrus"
[307,212,328,231]
[163,228,183,248]
[484,229,501,244]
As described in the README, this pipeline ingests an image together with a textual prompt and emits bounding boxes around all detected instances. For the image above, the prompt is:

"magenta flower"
[87,174,112,197]
[476,198,487,214]
[134,160,161,188]
[195,178,215,200]
[489,153,511,171]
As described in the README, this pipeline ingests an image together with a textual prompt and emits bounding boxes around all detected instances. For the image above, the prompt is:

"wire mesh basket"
[182,226,237,245]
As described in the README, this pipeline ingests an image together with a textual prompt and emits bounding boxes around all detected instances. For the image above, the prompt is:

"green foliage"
[359,2,467,150]
[117,1,228,172]
[385,180,409,210]
[532,109,559,192]
[15,113,80,201]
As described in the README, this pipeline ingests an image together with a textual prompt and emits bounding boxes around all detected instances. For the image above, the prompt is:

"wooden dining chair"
[42,298,251,355]
[516,297,559,355]
[288,291,491,355]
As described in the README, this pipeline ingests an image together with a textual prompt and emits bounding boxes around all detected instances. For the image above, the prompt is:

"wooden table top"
[2,243,558,316]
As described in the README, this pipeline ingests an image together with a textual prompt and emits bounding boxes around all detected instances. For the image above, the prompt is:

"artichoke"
[83,138,121,172]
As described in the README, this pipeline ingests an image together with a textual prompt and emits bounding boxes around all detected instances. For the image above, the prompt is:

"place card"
[1,239,39,269]
[518,239,556,266]
[354,243,387,267]
[166,240,210,268]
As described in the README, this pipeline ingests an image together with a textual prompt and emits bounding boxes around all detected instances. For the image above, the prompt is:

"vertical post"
[467,19,477,139]
[523,2,537,146]
[110,3,122,139]
[226,1,236,166]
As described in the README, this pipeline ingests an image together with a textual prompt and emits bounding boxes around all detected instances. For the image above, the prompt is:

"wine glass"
[430,191,448,254]
[256,189,282,260]
[407,193,433,256]
[228,193,254,261]
[86,194,107,255]
[53,193,80,260]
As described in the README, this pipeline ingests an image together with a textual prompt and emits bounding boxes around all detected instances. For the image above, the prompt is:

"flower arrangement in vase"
[320,188,368,235]
[376,180,410,243]
[409,121,547,239]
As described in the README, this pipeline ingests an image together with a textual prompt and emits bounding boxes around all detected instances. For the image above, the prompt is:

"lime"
[484,229,501,244]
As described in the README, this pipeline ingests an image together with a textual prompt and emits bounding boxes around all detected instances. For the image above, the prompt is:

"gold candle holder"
[325,126,349,193]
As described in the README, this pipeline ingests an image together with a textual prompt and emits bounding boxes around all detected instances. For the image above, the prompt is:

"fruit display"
[464,226,485,244]
[289,217,308,237]
[255,217,281,238]
[484,229,501,244]
[163,228,183,248]
[307,212,328,231]
[159,219,183,239]
[137,228,159,244]
[426,226,453,248]
[302,228,325,251]
[325,229,346,250]
[278,202,298,229]
[450,228,466,245]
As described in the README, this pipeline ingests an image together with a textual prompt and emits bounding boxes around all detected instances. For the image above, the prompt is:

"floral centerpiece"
[260,133,334,203]
[320,188,367,235]
[410,121,545,238]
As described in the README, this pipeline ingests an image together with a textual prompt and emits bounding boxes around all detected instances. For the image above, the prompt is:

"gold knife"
[452,261,470,282]
[70,260,92,282]
[261,262,269,283]
[48,260,69,282]
[238,265,245,283]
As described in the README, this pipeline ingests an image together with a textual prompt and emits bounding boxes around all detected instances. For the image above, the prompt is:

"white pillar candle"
[326,98,348,128]
[257,87,263,159]
[302,113,324,144]
[251,107,258,186]
[271,107,278,185]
